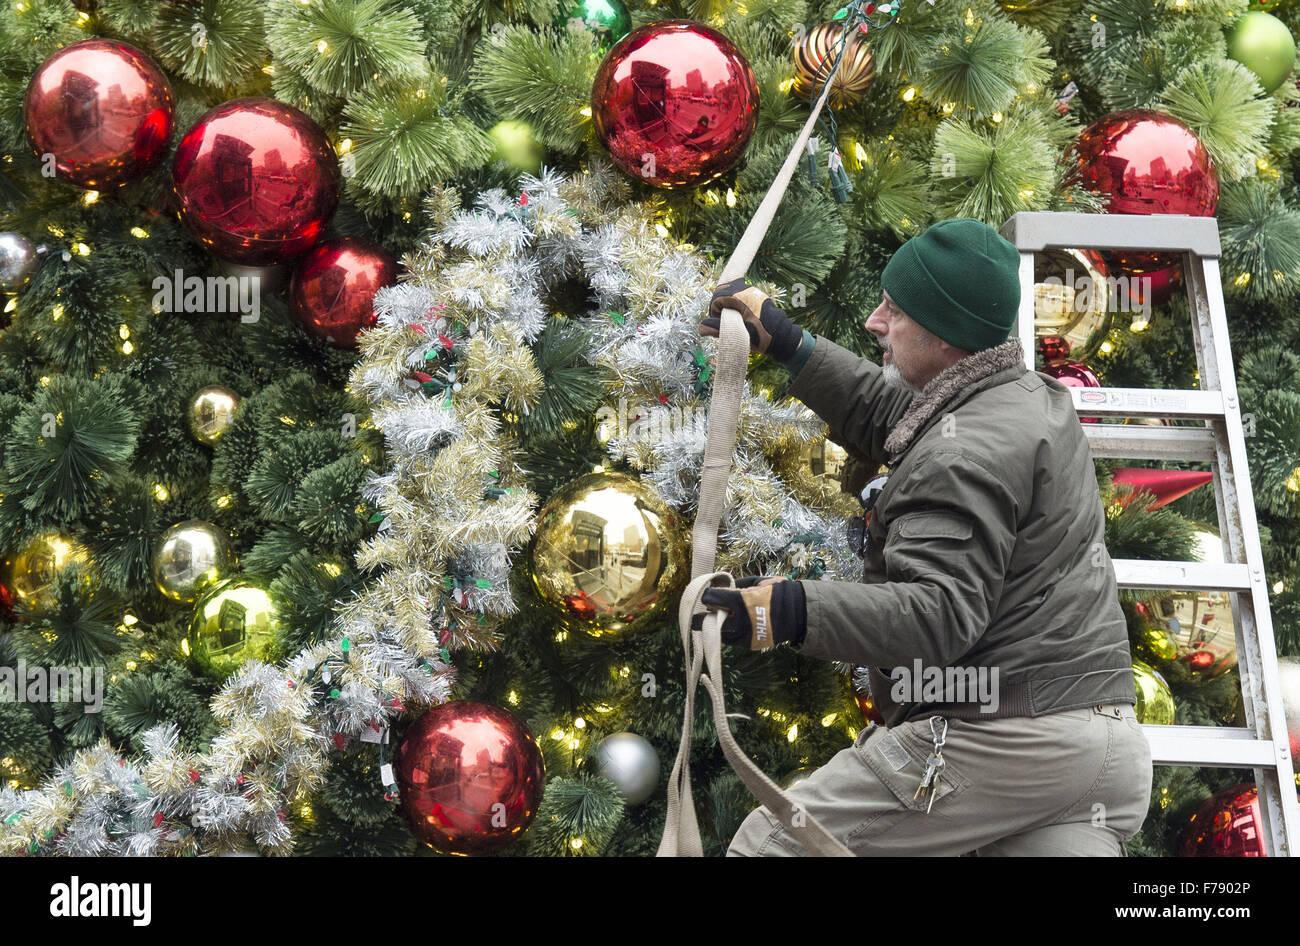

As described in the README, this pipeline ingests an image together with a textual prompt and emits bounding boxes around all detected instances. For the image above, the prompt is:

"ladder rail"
[1186,253,1300,854]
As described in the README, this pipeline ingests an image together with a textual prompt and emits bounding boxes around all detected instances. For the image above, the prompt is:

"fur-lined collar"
[882,337,1025,460]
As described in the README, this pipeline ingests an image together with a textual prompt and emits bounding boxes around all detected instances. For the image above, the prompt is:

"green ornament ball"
[1227,11,1296,94]
[488,120,544,176]
[186,578,281,680]
[555,0,631,53]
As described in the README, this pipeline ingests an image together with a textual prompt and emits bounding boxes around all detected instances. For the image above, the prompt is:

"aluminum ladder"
[1000,211,1299,856]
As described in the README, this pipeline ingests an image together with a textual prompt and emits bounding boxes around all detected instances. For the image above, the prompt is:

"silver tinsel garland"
[2,162,858,856]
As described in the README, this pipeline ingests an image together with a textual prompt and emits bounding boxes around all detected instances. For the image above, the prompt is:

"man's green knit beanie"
[880,218,1021,353]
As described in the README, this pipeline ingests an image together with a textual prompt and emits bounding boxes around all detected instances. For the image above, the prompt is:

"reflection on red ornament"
[394,701,545,856]
[1180,784,1272,857]
[1075,109,1219,217]
[565,591,597,621]
[290,237,397,349]
[24,39,175,188]
[591,20,758,188]
[172,97,340,264]
[1074,109,1218,278]
[1115,260,1182,308]
[1037,335,1071,363]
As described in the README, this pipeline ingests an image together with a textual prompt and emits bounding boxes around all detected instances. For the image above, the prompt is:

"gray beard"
[882,359,921,394]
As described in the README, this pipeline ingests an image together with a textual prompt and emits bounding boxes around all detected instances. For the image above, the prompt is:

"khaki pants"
[728,704,1153,856]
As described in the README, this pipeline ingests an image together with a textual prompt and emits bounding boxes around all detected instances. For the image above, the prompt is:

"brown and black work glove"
[700,278,802,362]
[690,575,807,649]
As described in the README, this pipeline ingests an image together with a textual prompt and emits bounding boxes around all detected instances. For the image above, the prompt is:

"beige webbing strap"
[658,42,855,857]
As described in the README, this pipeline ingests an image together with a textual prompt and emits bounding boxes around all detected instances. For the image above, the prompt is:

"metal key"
[912,716,949,813]
[912,759,937,805]
[924,754,945,814]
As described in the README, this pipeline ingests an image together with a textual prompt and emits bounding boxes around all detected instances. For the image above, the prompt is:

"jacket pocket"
[883,512,976,587]
[849,719,971,836]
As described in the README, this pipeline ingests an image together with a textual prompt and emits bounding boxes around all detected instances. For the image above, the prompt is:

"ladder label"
[1077,390,1188,411]
[1120,563,1187,583]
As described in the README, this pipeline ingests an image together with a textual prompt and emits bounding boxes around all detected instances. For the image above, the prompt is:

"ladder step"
[1001,211,1222,257]
[1082,423,1217,462]
[1070,386,1225,419]
[1143,725,1283,768]
[1112,559,1252,592]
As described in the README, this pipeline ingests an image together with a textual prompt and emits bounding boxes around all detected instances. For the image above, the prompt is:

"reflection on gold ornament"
[188,385,241,446]
[185,578,280,680]
[152,519,233,602]
[1132,660,1175,725]
[529,472,686,634]
[1033,248,1113,360]
[5,532,88,608]
[1148,527,1238,680]
[804,439,848,487]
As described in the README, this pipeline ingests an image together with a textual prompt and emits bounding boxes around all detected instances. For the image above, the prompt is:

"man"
[696,218,1152,856]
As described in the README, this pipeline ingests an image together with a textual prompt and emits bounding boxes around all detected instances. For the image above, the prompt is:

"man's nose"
[864,301,888,337]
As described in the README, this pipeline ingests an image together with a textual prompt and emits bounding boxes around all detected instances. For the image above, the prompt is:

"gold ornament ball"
[1032,247,1114,360]
[5,532,88,608]
[152,519,233,602]
[529,471,687,635]
[185,578,281,680]
[1149,526,1239,680]
[805,438,849,486]
[188,385,241,446]
[1132,660,1176,725]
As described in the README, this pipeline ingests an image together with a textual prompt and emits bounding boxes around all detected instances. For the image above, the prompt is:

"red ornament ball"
[24,39,174,189]
[591,20,758,188]
[1037,335,1072,363]
[290,238,397,349]
[172,98,340,265]
[1179,783,1272,856]
[1042,358,1102,424]
[1113,259,1183,308]
[1075,109,1219,217]
[1075,110,1218,276]
[849,667,885,726]
[394,701,545,855]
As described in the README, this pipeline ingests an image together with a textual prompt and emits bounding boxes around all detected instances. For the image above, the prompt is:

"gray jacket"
[786,334,1136,726]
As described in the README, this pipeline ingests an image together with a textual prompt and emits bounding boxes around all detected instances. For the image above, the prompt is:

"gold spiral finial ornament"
[791,22,876,110]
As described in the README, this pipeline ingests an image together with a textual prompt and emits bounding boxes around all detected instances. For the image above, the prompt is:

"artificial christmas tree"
[0,0,1297,858]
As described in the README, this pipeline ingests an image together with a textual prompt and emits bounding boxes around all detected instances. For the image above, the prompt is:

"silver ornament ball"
[595,732,660,805]
[0,232,39,291]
